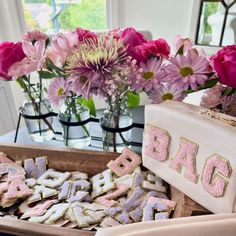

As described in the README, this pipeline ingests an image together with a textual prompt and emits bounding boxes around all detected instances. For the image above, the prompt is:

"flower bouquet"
[0,30,55,142]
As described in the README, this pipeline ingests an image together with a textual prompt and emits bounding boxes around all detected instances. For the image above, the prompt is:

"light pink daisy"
[48,77,71,107]
[23,29,48,42]
[165,49,212,90]
[149,83,187,104]
[134,57,166,93]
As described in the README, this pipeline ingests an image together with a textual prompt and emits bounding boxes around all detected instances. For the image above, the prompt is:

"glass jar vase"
[21,94,55,142]
[59,102,91,149]
[100,99,133,152]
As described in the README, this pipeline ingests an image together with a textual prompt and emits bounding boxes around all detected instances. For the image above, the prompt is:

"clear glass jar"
[100,99,133,152]
[59,102,91,149]
[21,93,55,142]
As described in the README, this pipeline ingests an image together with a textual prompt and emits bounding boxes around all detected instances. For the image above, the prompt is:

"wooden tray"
[0,143,210,236]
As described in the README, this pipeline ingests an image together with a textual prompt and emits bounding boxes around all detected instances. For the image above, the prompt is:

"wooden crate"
[0,143,210,236]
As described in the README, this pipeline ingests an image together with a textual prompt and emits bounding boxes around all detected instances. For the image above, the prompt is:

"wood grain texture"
[0,143,209,235]
[170,186,211,218]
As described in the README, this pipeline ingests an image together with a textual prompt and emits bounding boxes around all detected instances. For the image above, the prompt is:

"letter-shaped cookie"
[142,197,176,221]
[69,180,90,202]
[202,154,232,197]
[27,185,58,203]
[37,169,70,188]
[4,179,33,199]
[169,137,199,183]
[107,148,141,177]
[91,169,115,198]
[96,183,129,207]
[142,173,166,193]
[29,203,70,224]
[24,157,47,179]
[144,124,170,161]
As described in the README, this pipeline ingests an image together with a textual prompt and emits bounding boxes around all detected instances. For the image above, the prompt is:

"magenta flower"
[149,83,187,104]
[135,38,170,62]
[76,27,98,42]
[9,40,46,79]
[133,57,166,93]
[164,49,212,90]
[0,42,26,80]
[48,77,71,107]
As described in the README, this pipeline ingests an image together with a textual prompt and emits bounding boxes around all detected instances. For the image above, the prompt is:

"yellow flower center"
[143,71,154,80]
[57,87,64,97]
[162,93,174,101]
[179,66,193,77]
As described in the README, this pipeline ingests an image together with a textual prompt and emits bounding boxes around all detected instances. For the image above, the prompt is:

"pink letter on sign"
[169,137,199,183]
[144,124,170,162]
[202,154,232,197]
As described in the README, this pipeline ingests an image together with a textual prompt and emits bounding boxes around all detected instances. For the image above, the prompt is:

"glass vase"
[59,103,91,149]
[21,94,55,142]
[100,99,133,152]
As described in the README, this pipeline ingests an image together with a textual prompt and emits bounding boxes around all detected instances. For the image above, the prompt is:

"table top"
[0,106,144,153]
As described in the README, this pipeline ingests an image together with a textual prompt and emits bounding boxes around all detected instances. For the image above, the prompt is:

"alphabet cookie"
[37,169,70,188]
[91,169,115,198]
[142,173,166,193]
[24,156,47,179]
[107,148,142,177]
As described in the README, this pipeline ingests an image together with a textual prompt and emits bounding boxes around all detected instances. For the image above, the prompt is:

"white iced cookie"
[27,185,58,203]
[72,205,98,227]
[70,171,88,180]
[85,209,105,222]
[91,169,115,198]
[37,169,70,188]
[142,173,166,193]
[25,178,37,188]
[28,203,70,224]
[77,202,107,211]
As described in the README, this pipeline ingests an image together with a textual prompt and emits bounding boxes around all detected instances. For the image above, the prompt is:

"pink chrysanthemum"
[72,72,101,98]
[133,57,166,93]
[200,84,224,109]
[48,77,71,107]
[149,83,187,104]
[221,94,236,117]
[165,49,212,90]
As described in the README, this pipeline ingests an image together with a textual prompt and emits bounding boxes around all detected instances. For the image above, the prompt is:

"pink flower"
[149,83,187,104]
[121,27,147,61]
[23,29,48,42]
[135,39,170,62]
[174,35,193,54]
[211,45,236,88]
[200,84,224,109]
[222,94,236,117]
[47,32,79,66]
[0,42,26,80]
[133,57,166,93]
[73,72,101,98]
[9,41,46,79]
[165,49,212,90]
[48,77,71,107]
[75,27,97,42]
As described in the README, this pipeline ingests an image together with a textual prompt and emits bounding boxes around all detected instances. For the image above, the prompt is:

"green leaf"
[127,92,140,109]
[38,71,57,79]
[176,45,184,55]
[45,58,64,76]
[187,78,218,94]
[222,87,236,96]
[83,97,96,117]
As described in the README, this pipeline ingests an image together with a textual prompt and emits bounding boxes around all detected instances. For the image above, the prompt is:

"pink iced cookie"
[107,148,142,177]
[4,179,33,199]
[0,163,25,180]
[96,183,129,207]
[0,182,9,195]
[21,199,58,219]
[144,124,170,162]
[202,154,232,197]
[169,137,199,183]
[24,156,48,179]
[142,197,176,221]
[0,152,13,164]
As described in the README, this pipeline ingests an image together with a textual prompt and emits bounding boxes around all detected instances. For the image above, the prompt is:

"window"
[21,0,107,34]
